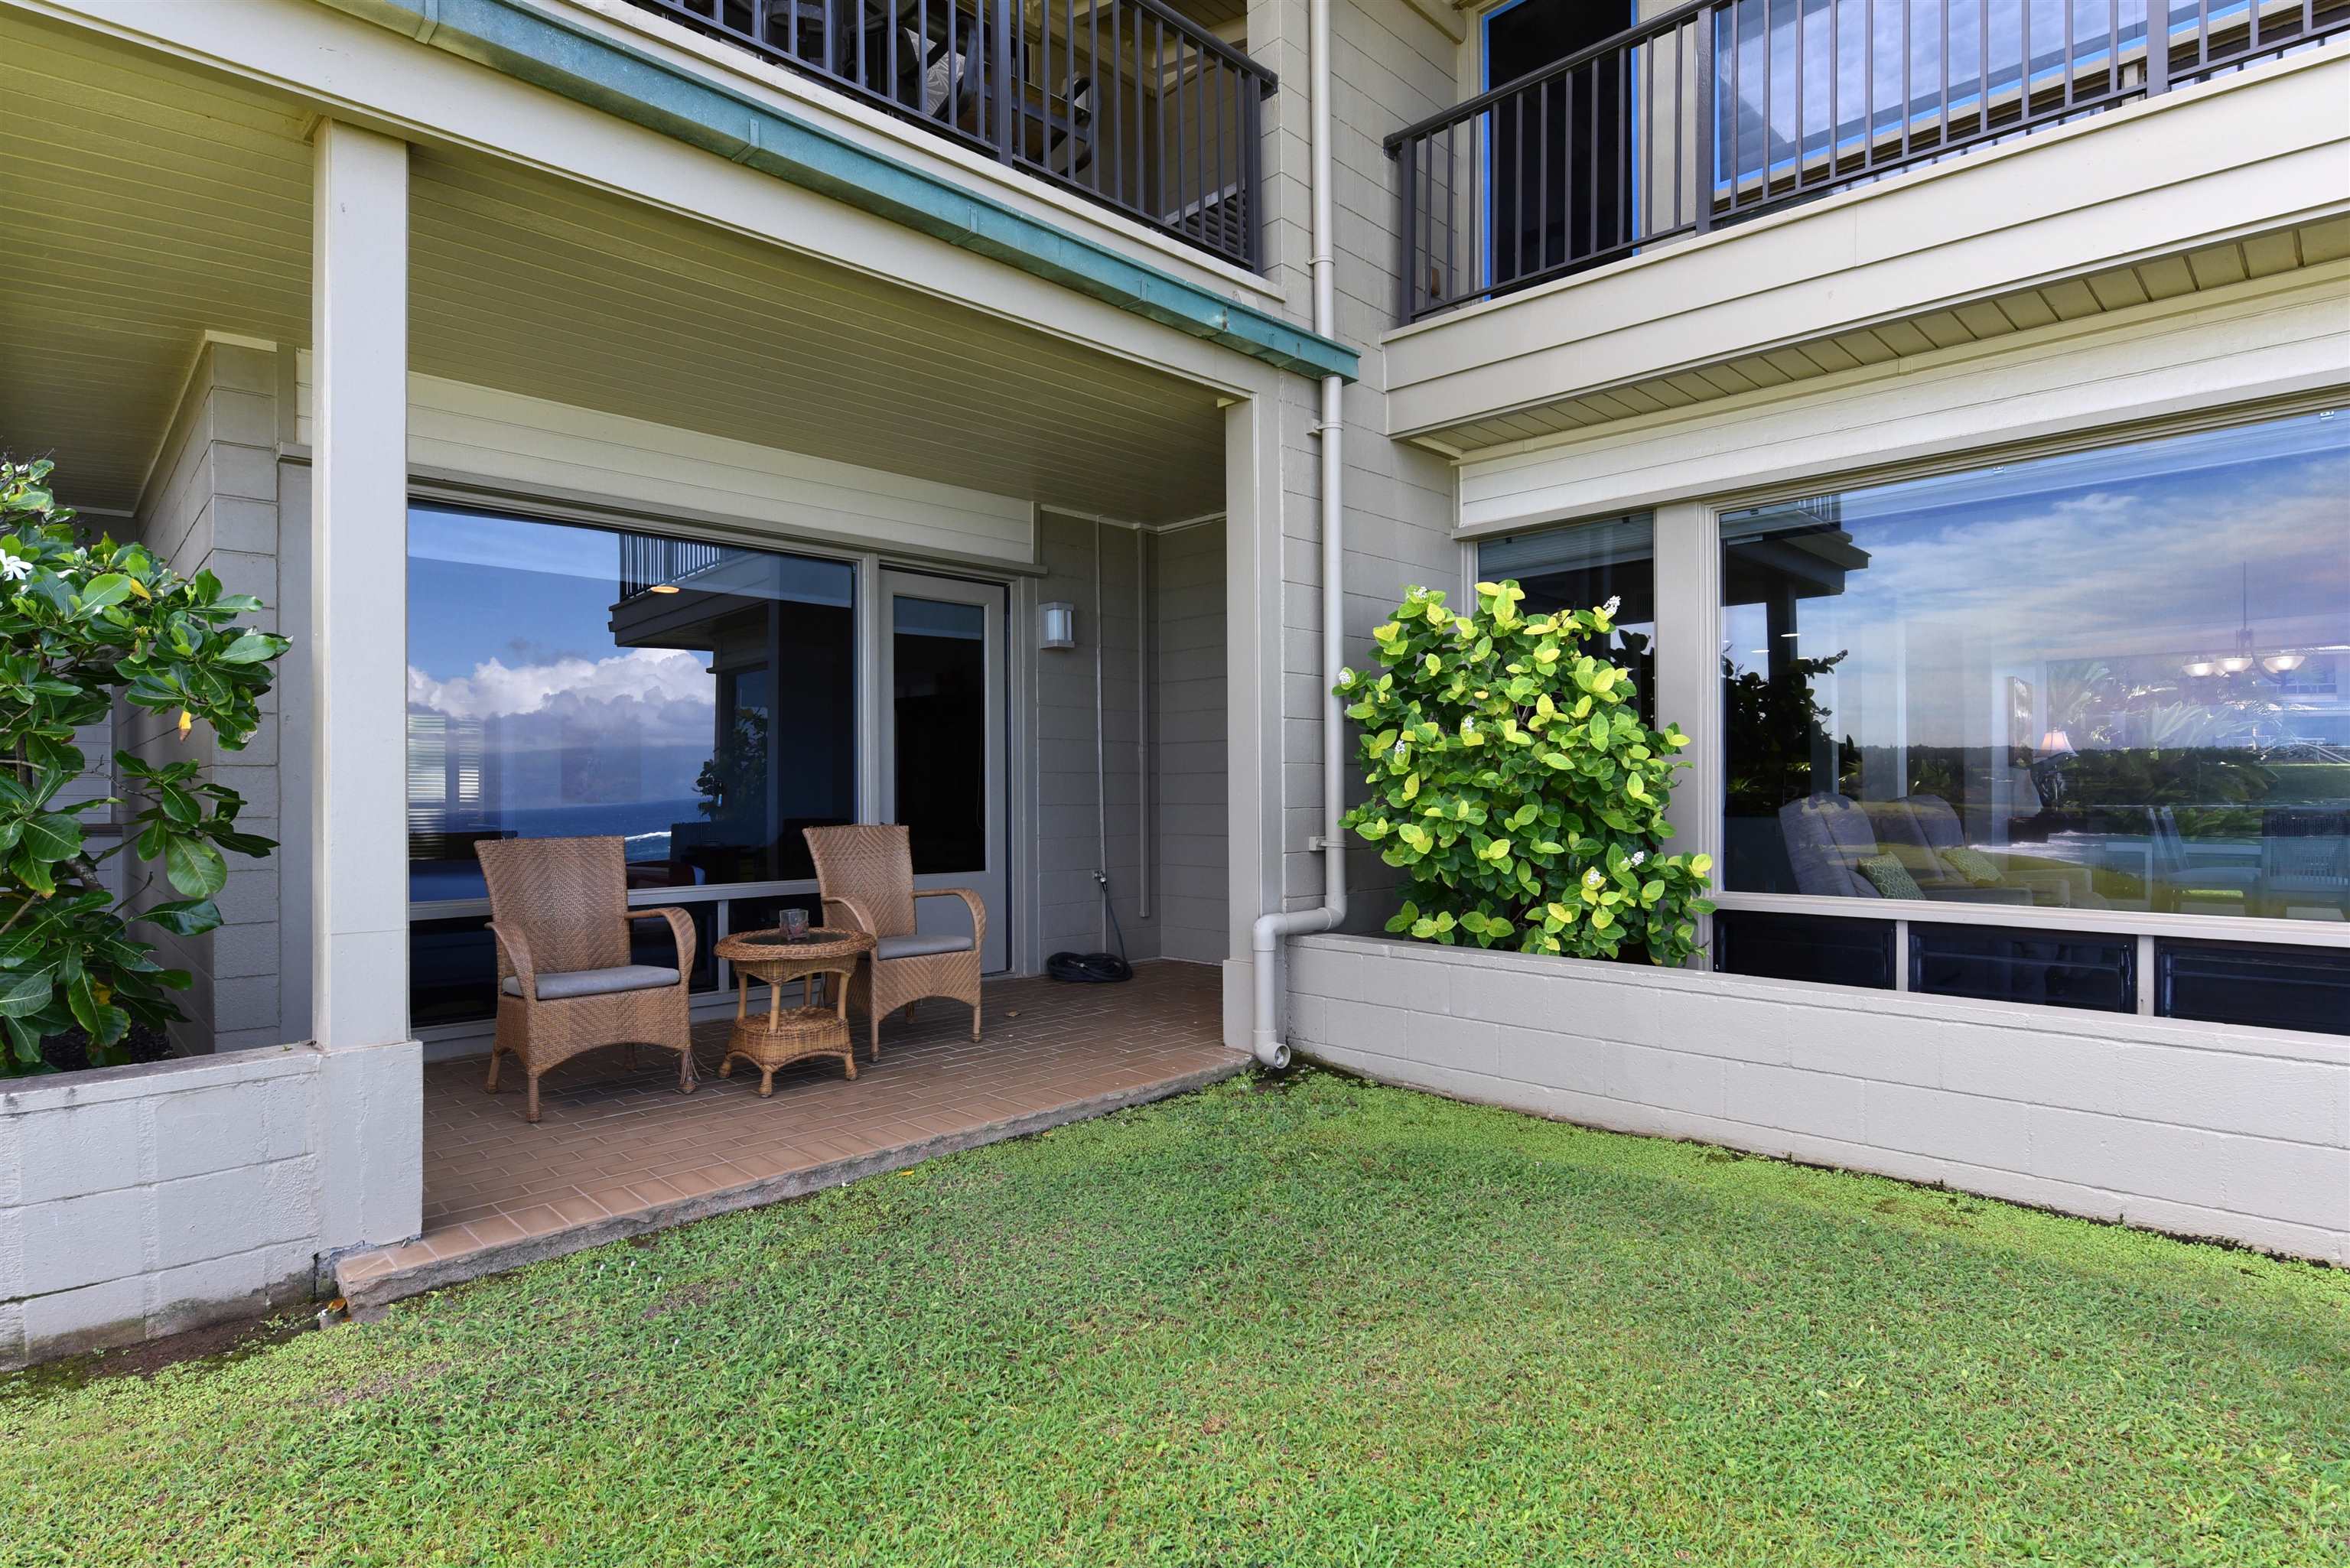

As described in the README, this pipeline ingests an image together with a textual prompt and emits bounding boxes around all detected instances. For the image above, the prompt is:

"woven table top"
[715,927,875,966]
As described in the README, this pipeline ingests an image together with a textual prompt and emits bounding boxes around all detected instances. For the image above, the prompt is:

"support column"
[1223,392,1285,1049]
[1652,499,1721,963]
[311,120,420,1252]
[310,120,411,1051]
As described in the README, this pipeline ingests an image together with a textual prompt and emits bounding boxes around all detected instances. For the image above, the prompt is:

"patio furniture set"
[476,824,985,1122]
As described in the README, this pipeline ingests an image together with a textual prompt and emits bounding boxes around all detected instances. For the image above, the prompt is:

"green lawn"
[5,1072,2345,1566]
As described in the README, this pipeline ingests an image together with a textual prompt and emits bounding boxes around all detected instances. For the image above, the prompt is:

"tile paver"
[338,961,1240,1307]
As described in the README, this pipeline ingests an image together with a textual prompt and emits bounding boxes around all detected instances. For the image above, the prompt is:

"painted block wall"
[1289,933,2350,1264]
[126,340,290,1055]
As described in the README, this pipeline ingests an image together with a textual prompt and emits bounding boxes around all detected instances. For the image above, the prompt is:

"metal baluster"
[1795,0,1808,187]
[1245,73,1262,270]
[1444,122,1457,309]
[1399,135,1419,317]
[1638,47,1651,241]
[1829,0,1841,177]
[1899,0,1910,161]
[1732,0,1747,202]
[1108,1,1121,205]
[2148,0,2170,93]
[1762,0,1774,199]
[1086,0,1099,195]
[2022,0,2034,124]
[2064,0,2077,106]
[1154,18,1166,225]
[1617,41,1631,246]
[2195,0,2209,72]
[1862,0,1874,168]
[1694,4,1717,229]
[1940,0,1953,146]
[2108,0,2119,96]
[1977,0,1989,128]
[1537,77,1552,271]
[1671,21,1685,231]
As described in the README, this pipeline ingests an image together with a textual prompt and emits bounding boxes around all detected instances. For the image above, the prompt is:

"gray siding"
[127,340,288,1055]
[1152,520,1228,963]
[1034,512,1156,963]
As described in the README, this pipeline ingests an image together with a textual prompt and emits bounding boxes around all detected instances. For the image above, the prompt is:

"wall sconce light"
[1038,601,1077,649]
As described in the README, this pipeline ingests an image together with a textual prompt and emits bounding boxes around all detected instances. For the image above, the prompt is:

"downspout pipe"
[1249,0,1346,1069]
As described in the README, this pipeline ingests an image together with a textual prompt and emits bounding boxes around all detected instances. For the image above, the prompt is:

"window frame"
[400,481,1031,1037]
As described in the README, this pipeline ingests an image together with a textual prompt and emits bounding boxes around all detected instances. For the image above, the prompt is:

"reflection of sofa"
[1777,793,2066,906]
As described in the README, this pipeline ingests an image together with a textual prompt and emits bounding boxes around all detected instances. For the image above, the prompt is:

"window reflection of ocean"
[409,798,705,903]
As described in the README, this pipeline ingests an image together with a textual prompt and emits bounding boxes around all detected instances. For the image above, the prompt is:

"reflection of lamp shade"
[2263,652,2306,675]
[2218,654,2253,674]
[2038,729,2075,757]
[2182,657,2215,678]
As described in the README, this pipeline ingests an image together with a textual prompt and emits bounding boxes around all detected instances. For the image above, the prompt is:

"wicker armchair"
[803,825,985,1059]
[475,836,699,1123]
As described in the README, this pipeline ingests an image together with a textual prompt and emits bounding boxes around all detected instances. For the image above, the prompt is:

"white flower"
[1389,739,1408,763]
[1630,851,1646,867]
[0,555,31,583]
[1582,867,1604,890]
[1601,595,1622,617]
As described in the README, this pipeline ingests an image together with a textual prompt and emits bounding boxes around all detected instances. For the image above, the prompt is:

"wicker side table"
[713,927,876,1095]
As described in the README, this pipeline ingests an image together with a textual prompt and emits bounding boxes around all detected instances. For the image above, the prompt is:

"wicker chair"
[475,836,699,1123]
[803,825,985,1059]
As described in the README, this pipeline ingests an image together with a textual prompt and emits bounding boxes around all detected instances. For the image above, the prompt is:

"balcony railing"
[1388,0,2349,321]
[619,533,733,599]
[634,0,1276,271]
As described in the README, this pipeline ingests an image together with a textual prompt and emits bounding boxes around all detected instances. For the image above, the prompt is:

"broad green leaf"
[0,968,53,1019]
[18,813,82,864]
[164,836,228,899]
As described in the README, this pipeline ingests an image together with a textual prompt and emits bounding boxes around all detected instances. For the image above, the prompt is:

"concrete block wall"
[1289,934,2350,1264]
[1153,519,1229,964]
[0,1034,422,1369]
[0,1048,322,1368]
[125,338,289,1054]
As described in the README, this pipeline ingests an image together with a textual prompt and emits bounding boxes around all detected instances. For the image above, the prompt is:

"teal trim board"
[323,0,1358,381]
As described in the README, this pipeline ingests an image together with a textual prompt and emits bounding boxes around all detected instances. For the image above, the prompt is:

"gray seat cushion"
[501,964,680,1000]
[875,932,974,961]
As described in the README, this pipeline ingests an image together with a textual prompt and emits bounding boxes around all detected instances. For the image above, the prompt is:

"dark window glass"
[1483,0,1633,293]
[1720,412,2350,927]
[893,594,989,873]
[409,905,717,1028]
[1714,909,1895,989]
[1477,513,1656,727]
[2156,940,2350,1037]
[1910,923,2135,1013]
[407,507,856,903]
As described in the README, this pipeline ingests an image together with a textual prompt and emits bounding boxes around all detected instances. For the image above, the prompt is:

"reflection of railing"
[618,534,732,599]
[630,0,1277,271]
[1388,0,2350,320]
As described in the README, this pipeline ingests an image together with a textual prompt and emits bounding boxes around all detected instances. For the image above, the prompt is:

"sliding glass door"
[880,572,1009,974]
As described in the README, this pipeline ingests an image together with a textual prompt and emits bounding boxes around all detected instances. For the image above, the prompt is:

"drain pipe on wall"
[1248,0,1346,1070]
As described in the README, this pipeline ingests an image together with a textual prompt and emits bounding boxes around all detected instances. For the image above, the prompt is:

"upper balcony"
[631,0,1274,271]
[1378,2,2349,460]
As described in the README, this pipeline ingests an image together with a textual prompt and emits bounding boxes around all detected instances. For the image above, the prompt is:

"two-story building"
[2,0,2344,1368]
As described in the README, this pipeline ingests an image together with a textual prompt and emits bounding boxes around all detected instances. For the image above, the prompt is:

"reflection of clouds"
[1821,470,2348,662]
[407,648,714,747]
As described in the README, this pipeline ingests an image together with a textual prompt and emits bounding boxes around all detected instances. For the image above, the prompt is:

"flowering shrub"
[0,457,288,1073]
[1336,581,1714,965]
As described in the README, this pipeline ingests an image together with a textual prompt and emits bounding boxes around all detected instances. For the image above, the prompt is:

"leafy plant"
[1722,650,1858,815]
[0,457,289,1074]
[1336,581,1714,965]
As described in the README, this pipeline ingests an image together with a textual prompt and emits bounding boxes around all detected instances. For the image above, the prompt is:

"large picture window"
[406,506,857,905]
[1720,410,2349,925]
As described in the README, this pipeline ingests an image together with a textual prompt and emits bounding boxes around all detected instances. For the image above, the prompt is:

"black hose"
[1046,871,1133,983]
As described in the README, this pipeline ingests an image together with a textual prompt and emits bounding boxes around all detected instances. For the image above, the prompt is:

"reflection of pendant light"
[2186,563,2301,679]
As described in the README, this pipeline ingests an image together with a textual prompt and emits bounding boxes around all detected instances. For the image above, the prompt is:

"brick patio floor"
[337,961,1241,1306]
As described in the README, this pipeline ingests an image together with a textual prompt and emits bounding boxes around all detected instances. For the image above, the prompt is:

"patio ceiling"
[0,8,1230,523]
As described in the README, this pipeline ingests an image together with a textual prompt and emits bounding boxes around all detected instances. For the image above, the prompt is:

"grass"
[4,1071,2345,1566]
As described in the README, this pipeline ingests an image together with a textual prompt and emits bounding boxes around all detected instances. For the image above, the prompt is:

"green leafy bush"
[0,457,289,1074]
[1336,581,1714,964]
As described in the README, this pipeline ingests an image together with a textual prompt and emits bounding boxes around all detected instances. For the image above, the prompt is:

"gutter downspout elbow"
[1250,0,1346,1071]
